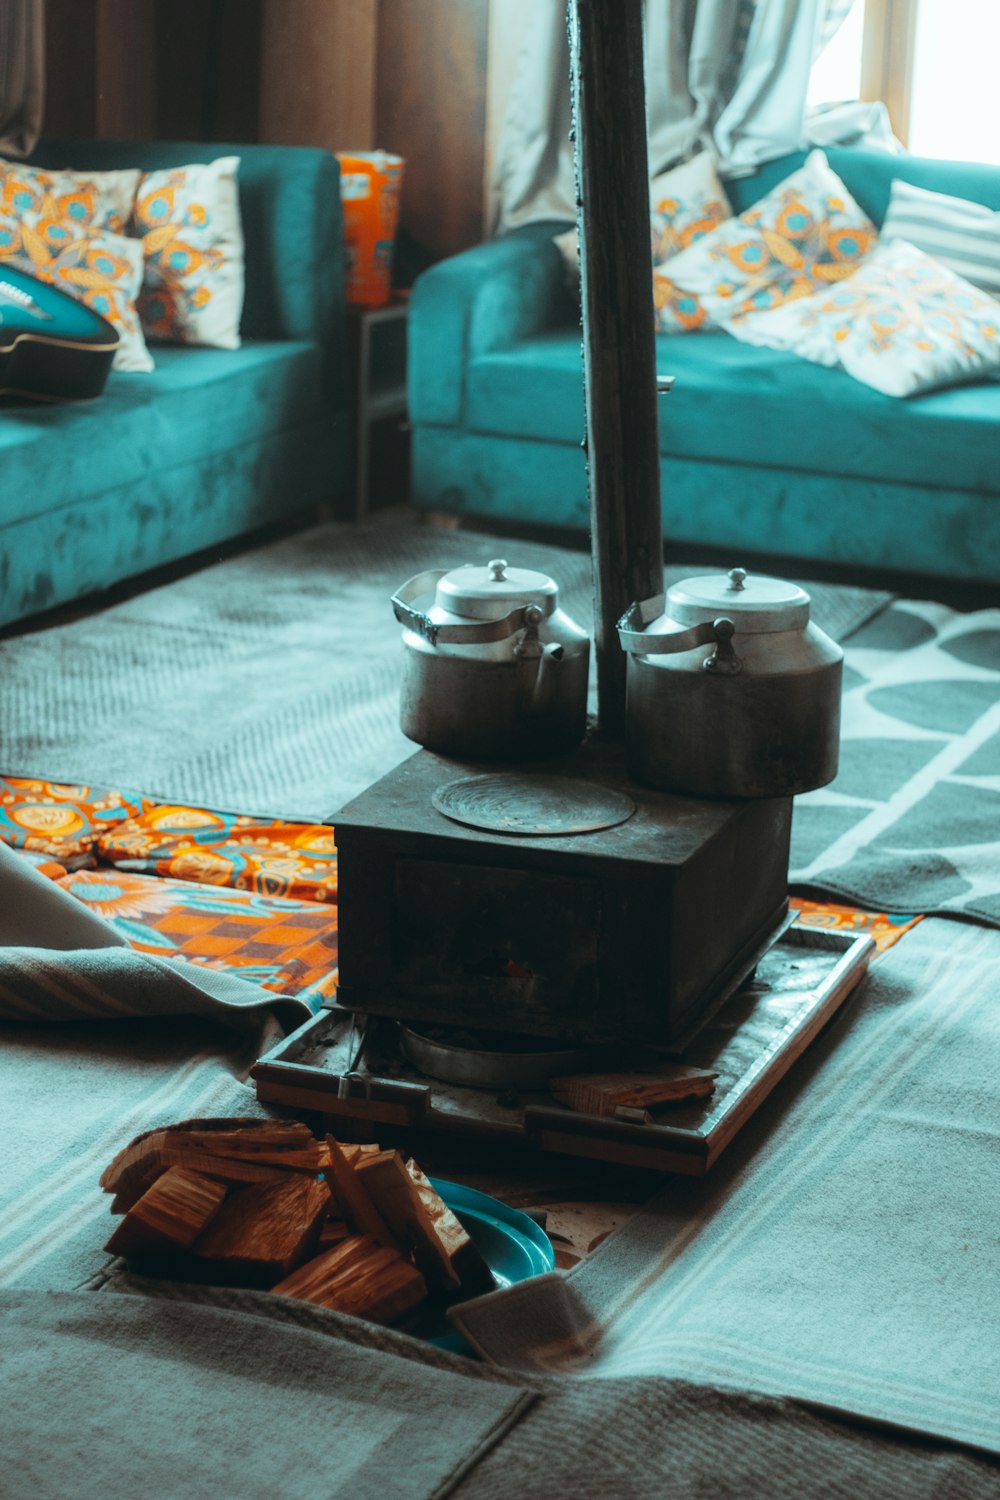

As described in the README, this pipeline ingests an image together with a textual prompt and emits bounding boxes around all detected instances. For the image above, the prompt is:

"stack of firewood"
[100,1119,495,1326]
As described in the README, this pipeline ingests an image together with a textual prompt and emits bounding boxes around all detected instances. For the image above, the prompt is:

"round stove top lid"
[431,772,636,837]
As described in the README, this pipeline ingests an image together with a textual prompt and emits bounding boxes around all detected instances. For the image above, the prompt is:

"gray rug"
[450,917,1000,1457]
[0,1291,531,1500]
[789,599,1000,925]
[0,518,885,824]
[6,518,999,924]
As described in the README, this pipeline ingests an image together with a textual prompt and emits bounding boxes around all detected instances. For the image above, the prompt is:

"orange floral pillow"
[0,159,140,233]
[131,156,244,349]
[653,150,876,336]
[0,209,152,371]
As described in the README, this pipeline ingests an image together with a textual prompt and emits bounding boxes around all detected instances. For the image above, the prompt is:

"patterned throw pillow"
[553,150,731,293]
[0,159,140,233]
[649,151,731,264]
[723,238,1000,397]
[881,178,1000,297]
[131,156,244,349]
[0,210,153,372]
[653,149,876,335]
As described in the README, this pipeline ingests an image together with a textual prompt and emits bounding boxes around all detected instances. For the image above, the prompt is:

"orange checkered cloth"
[0,778,339,1009]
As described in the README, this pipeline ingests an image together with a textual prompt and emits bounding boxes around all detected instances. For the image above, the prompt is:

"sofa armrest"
[409,222,575,427]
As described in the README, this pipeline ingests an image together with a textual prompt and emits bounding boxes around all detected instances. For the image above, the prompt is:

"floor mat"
[789,599,1000,926]
[0,519,890,820]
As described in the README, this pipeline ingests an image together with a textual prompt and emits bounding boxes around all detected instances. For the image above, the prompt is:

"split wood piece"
[169,1130,330,1172]
[405,1160,495,1297]
[317,1218,352,1251]
[272,1234,427,1325]
[323,1135,404,1252]
[157,1147,304,1186]
[101,1118,323,1211]
[189,1172,332,1287]
[104,1167,228,1258]
[549,1066,718,1118]
[356,1151,493,1294]
[338,1142,382,1167]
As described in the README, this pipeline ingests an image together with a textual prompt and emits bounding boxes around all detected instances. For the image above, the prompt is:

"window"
[808,0,1000,166]
[907,0,1000,163]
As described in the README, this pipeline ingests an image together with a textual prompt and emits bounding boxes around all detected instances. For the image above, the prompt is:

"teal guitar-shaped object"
[0,265,119,401]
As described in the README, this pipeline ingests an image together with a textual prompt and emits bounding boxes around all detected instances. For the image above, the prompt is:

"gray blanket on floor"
[0,1291,532,1500]
[5,1283,997,1500]
[0,842,309,1290]
[450,917,1000,1458]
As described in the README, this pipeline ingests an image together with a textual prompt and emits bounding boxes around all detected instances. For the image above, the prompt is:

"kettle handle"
[392,570,551,647]
[617,596,736,656]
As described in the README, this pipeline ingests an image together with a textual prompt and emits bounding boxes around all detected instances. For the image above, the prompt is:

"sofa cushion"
[465,328,1000,493]
[0,339,324,526]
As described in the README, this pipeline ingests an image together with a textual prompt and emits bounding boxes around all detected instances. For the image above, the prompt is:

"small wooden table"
[348,293,410,521]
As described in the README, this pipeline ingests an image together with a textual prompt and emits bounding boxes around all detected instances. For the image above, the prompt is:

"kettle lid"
[667,567,811,633]
[435,558,558,622]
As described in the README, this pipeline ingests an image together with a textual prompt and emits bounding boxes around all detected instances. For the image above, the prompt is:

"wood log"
[272,1234,427,1325]
[101,1118,325,1211]
[405,1160,495,1296]
[323,1135,404,1252]
[104,1167,228,1257]
[187,1172,332,1286]
[550,1066,717,1117]
[357,1151,494,1293]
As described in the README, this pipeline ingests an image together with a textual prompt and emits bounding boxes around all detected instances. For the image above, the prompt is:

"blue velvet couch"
[0,140,350,629]
[408,147,1000,589]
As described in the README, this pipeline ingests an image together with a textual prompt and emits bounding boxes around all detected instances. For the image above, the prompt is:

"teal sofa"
[0,141,350,629]
[409,148,1000,589]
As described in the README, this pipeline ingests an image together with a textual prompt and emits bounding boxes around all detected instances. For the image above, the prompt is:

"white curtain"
[490,0,899,234]
[0,0,44,157]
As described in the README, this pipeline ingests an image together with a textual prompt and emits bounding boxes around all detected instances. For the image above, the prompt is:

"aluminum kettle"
[392,558,590,760]
[617,567,843,798]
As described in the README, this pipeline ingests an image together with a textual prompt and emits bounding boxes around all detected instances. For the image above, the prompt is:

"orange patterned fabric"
[790,897,922,955]
[97,803,338,904]
[0,778,148,867]
[55,868,338,1006]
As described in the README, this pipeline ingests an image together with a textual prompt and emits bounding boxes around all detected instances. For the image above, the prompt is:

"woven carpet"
[3,517,997,925]
[0,519,886,822]
[450,916,1000,1457]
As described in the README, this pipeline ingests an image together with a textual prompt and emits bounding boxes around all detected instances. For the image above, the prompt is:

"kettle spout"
[526,641,564,713]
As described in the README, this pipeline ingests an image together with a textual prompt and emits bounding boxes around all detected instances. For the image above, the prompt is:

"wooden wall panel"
[155,0,262,143]
[375,0,490,259]
[258,0,378,152]
[42,0,99,138]
[94,0,155,139]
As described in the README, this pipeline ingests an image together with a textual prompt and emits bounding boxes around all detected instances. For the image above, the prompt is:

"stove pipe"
[569,0,665,735]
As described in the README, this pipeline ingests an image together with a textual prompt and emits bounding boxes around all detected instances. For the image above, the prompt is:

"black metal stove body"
[333,738,792,1049]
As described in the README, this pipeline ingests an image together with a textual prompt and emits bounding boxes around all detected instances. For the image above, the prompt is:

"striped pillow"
[882,179,1000,296]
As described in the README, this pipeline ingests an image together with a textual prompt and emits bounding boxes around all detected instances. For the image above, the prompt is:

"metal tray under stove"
[251,925,874,1174]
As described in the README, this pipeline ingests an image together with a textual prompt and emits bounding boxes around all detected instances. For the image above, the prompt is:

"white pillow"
[0,159,140,233]
[724,238,1000,398]
[653,149,876,335]
[554,149,730,292]
[0,210,152,372]
[882,178,1000,297]
[131,156,244,350]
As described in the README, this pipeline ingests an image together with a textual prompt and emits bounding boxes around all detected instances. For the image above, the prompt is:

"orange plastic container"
[336,150,406,307]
